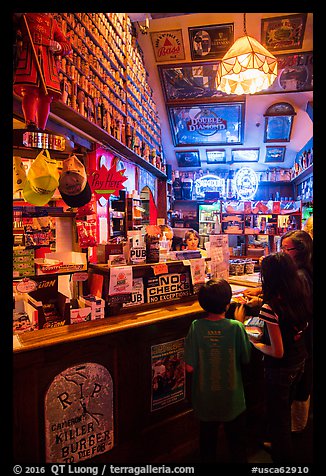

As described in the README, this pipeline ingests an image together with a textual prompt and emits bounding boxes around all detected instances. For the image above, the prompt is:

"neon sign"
[234,167,258,200]
[194,174,225,198]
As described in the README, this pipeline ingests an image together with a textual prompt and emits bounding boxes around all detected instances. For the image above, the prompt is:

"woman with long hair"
[280,230,313,433]
[248,252,310,463]
[280,229,312,294]
[184,229,207,257]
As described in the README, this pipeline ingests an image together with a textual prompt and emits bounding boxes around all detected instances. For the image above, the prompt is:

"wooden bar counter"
[13,295,206,464]
[13,260,262,465]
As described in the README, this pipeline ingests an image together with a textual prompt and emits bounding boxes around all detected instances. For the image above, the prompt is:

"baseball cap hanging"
[23,149,59,206]
[59,155,92,207]
[13,156,27,194]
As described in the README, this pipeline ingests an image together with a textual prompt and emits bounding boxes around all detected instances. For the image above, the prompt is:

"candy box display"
[35,251,87,275]
[79,295,105,320]
[13,299,38,334]
[173,250,202,260]
[70,306,92,324]
[24,275,70,329]
[13,247,35,278]
[26,293,70,329]
[222,201,244,213]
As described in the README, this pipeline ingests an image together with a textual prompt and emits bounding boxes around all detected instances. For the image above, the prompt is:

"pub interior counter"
[13,270,263,465]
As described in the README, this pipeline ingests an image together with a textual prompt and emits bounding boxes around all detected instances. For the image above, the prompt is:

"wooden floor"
[173,408,313,465]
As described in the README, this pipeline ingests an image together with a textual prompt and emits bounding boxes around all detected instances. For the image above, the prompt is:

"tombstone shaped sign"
[45,363,114,463]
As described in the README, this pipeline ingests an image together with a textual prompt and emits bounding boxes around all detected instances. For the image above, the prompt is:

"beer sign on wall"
[150,30,185,62]
[194,173,225,199]
[168,103,245,146]
[45,363,114,463]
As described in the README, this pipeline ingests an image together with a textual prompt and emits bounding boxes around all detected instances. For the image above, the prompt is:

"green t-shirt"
[185,317,251,422]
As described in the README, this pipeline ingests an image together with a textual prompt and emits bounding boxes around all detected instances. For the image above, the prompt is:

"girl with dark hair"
[280,229,313,295]
[184,229,207,257]
[280,229,313,433]
[248,252,310,463]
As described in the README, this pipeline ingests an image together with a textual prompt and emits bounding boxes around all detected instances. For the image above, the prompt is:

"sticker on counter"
[146,272,191,303]
[122,278,144,307]
[189,258,206,285]
[152,263,168,275]
[16,278,38,293]
[130,245,146,264]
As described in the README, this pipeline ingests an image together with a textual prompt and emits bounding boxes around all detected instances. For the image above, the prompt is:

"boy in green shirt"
[185,278,251,463]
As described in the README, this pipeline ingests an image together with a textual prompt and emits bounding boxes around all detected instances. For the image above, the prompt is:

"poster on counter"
[108,266,133,304]
[45,363,114,463]
[189,258,206,293]
[146,272,191,304]
[209,234,230,280]
[151,338,186,411]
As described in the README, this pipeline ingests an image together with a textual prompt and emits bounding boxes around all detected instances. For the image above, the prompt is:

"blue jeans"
[264,360,305,463]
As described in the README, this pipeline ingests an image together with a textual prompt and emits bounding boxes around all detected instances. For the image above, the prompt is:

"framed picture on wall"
[206,149,226,164]
[176,150,201,167]
[150,29,185,62]
[256,51,313,95]
[264,102,296,143]
[231,148,260,163]
[264,115,294,142]
[168,102,245,146]
[158,52,313,100]
[265,146,286,163]
[261,14,307,52]
[158,62,229,102]
[188,23,234,60]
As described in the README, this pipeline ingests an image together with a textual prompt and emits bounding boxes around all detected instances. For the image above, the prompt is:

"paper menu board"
[108,266,133,295]
[208,234,230,280]
[189,258,206,286]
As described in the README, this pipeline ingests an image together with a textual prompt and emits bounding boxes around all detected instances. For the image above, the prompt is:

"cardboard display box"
[27,292,70,329]
[13,299,38,334]
[70,306,92,324]
[96,243,123,264]
[24,276,70,329]
[35,251,87,275]
[78,296,105,320]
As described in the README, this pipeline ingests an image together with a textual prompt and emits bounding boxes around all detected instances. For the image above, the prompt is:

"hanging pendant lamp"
[216,13,278,95]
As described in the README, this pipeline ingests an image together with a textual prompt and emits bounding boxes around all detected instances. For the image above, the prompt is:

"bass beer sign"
[150,30,185,62]
[146,272,191,303]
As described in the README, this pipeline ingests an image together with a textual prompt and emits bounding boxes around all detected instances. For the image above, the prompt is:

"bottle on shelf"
[173,170,182,200]
[145,228,160,264]
[181,173,193,200]
[226,170,235,199]
[159,232,169,263]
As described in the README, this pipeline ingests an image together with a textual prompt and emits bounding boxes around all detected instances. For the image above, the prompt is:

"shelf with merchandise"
[174,198,302,258]
[51,12,164,170]
[13,95,167,180]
